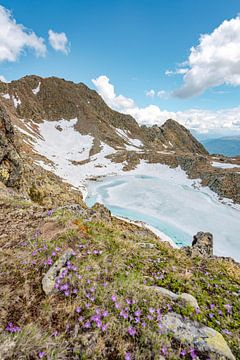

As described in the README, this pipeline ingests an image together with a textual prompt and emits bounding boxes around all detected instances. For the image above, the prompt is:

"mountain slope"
[203,136,240,157]
[0,75,208,155]
[1,75,240,205]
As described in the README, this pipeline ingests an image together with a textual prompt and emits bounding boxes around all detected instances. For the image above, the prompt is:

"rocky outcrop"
[184,231,213,258]
[42,249,73,295]
[0,106,21,187]
[142,119,208,155]
[148,286,199,309]
[161,313,235,359]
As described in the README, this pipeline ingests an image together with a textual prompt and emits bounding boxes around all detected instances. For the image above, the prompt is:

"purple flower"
[125,352,131,360]
[209,313,214,319]
[111,295,117,302]
[52,251,56,257]
[224,304,232,313]
[189,348,197,359]
[180,349,187,357]
[38,351,45,359]
[76,307,81,313]
[134,309,141,317]
[120,310,128,319]
[141,321,146,328]
[222,329,232,335]
[101,324,107,332]
[161,346,167,355]
[47,258,53,266]
[128,326,136,336]
[5,322,21,333]
[210,304,215,310]
[149,307,155,314]
[83,321,91,329]
[102,310,109,317]
[115,302,120,309]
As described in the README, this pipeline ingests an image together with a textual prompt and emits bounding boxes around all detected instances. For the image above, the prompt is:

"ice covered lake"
[86,163,240,262]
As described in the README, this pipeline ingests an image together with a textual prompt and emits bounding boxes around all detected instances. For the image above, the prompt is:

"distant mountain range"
[202,136,240,157]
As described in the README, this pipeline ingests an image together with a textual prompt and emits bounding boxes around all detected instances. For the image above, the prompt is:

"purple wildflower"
[189,348,197,359]
[76,307,81,313]
[128,326,136,336]
[38,351,45,359]
[5,322,21,333]
[111,294,117,302]
[134,309,141,317]
[125,352,131,360]
[161,346,167,355]
[224,304,232,313]
[180,349,187,356]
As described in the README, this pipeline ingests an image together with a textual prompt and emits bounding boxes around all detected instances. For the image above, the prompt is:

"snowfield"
[86,162,240,261]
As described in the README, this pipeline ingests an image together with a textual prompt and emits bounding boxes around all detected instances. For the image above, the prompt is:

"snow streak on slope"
[212,161,240,169]
[86,162,240,261]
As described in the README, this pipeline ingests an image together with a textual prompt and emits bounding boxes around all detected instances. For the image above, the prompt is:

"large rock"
[161,313,235,360]
[184,231,213,258]
[0,106,22,187]
[149,286,199,309]
[42,248,73,295]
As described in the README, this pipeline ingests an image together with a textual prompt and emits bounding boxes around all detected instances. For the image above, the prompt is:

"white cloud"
[0,5,46,62]
[92,75,240,133]
[175,16,240,98]
[92,75,135,110]
[165,68,188,76]
[157,90,168,99]
[48,30,70,54]
[0,75,7,82]
[146,89,155,97]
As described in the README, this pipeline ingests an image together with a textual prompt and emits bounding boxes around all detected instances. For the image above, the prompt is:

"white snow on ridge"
[115,128,143,150]
[34,118,94,163]
[32,82,41,95]
[212,161,240,169]
[1,93,10,100]
[12,95,21,108]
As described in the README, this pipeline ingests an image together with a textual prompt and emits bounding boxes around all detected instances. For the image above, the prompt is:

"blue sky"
[1,0,240,134]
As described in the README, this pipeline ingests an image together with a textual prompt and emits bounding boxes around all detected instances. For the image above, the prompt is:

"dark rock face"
[184,231,213,258]
[0,106,21,187]
[142,119,208,155]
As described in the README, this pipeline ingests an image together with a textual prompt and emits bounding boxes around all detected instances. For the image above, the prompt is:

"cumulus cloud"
[0,5,46,62]
[0,75,7,82]
[174,16,240,98]
[92,75,240,133]
[48,30,70,54]
[146,89,155,97]
[92,75,135,110]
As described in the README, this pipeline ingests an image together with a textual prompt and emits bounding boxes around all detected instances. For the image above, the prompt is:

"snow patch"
[32,82,41,95]
[212,161,240,169]
[12,95,21,108]
[115,128,143,150]
[1,93,10,100]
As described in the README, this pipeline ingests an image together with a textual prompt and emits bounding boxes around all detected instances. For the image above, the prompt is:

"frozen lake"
[86,163,240,262]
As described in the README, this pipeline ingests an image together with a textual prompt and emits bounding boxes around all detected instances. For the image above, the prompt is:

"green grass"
[1,208,239,359]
